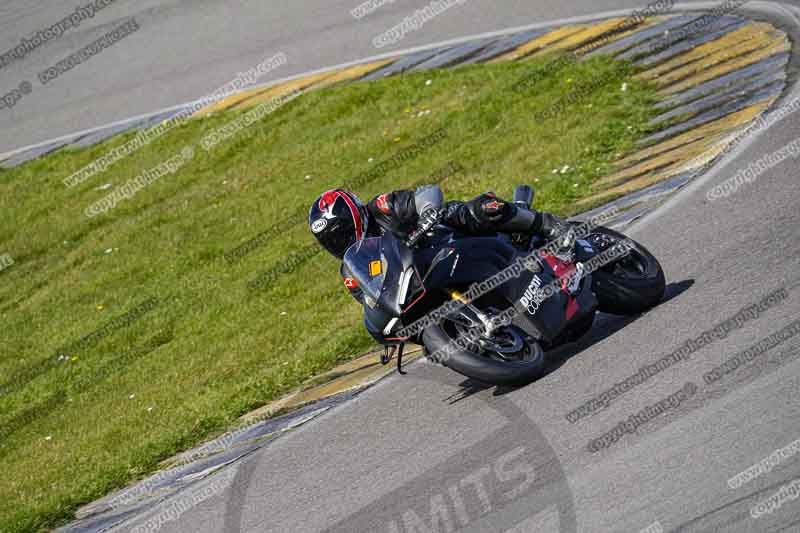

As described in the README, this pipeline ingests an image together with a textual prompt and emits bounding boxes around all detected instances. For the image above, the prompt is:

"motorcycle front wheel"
[422,312,546,387]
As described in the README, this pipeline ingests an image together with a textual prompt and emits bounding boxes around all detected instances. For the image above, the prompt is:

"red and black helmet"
[309,189,369,259]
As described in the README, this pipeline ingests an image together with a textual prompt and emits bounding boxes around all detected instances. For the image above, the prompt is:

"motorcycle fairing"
[418,235,517,291]
[349,231,597,345]
[418,236,569,342]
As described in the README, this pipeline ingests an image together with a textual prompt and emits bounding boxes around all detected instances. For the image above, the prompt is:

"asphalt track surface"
[6,1,800,532]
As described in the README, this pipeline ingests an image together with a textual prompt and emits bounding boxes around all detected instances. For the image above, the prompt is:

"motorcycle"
[342,185,666,386]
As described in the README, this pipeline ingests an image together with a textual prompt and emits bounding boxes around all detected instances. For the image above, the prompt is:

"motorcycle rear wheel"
[583,226,666,315]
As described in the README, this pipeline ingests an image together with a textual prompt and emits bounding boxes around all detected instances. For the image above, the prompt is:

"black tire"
[422,322,546,387]
[584,226,665,315]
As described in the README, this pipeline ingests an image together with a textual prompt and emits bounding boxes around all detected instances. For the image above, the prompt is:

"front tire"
[584,226,665,315]
[422,321,546,387]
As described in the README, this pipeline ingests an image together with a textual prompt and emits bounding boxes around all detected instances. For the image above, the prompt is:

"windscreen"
[342,237,386,308]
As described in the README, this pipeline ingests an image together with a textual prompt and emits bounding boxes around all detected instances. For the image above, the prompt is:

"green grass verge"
[0,53,659,531]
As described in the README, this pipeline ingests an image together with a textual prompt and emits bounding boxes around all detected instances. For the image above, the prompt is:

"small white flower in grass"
[368,158,374,163]
[573,183,579,188]
[621,83,628,92]
[280,311,288,316]
[129,394,135,400]
[147,407,154,413]
[105,248,113,254]
[305,175,312,181]
[425,79,432,86]
[424,110,431,115]
[222,180,228,185]
[560,165,571,174]
[96,183,112,191]
[45,436,52,441]
[552,169,559,174]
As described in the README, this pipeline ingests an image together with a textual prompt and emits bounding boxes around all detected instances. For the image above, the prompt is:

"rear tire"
[584,226,665,315]
[422,322,545,387]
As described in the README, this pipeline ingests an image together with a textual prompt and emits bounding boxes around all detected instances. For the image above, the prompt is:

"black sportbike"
[343,185,665,386]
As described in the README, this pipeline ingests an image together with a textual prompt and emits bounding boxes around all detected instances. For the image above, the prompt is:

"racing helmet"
[308,189,368,259]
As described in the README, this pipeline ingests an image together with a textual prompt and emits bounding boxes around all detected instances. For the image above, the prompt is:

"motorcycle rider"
[308,185,566,310]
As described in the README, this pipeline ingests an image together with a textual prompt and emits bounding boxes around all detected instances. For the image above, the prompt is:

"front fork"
[447,289,499,336]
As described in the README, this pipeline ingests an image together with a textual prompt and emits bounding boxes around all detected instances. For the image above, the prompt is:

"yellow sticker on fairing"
[369,260,382,277]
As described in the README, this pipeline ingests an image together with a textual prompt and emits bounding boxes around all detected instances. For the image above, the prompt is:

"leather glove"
[466,192,512,227]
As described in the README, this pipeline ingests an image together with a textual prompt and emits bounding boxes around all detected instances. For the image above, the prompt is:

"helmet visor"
[316,215,357,259]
